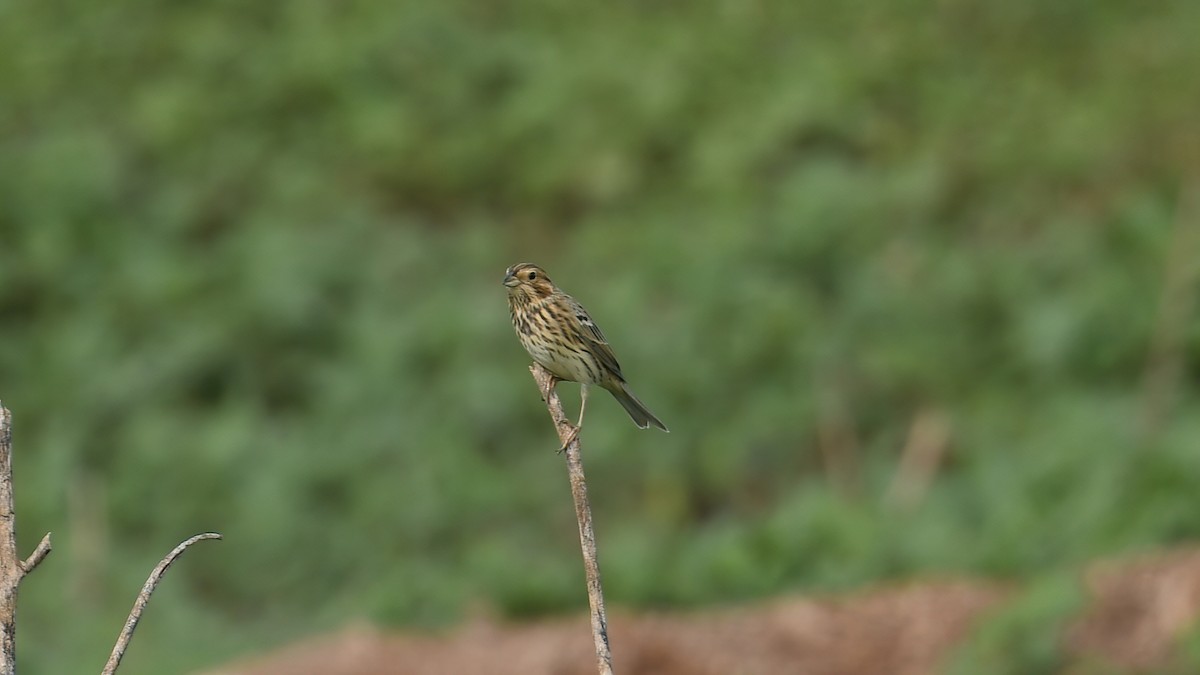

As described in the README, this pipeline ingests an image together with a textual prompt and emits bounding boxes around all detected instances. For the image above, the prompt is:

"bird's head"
[503,262,556,301]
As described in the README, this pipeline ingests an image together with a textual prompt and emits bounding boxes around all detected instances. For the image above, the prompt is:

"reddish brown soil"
[201,548,1200,675]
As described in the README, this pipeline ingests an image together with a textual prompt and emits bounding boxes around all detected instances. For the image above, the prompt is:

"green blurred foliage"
[2,0,1199,672]
[946,573,1084,675]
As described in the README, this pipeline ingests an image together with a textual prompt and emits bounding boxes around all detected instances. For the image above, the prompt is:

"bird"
[504,262,668,449]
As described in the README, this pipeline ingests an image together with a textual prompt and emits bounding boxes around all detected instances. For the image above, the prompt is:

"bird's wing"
[566,296,624,380]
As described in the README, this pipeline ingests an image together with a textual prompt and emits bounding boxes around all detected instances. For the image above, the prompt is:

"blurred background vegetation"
[2,0,1199,672]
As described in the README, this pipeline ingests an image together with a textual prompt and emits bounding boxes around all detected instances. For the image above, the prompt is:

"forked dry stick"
[0,403,53,675]
[102,532,222,675]
[529,363,615,675]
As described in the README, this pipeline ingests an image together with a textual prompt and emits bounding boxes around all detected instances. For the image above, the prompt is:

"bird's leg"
[559,383,588,453]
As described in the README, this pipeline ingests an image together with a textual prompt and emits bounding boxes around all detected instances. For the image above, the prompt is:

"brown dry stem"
[529,364,615,675]
[102,532,223,675]
[0,403,53,675]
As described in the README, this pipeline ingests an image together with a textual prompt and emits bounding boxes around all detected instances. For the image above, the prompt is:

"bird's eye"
[528,271,537,280]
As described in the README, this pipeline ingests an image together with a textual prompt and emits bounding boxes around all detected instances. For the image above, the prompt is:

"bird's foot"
[558,425,580,454]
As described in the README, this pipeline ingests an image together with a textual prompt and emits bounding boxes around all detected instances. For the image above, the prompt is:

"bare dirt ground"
[202,547,1200,675]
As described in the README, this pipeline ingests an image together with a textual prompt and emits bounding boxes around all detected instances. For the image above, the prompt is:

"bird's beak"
[503,271,518,287]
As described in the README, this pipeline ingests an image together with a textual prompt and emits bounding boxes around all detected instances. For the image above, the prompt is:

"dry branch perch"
[529,364,615,675]
[102,532,222,675]
[0,403,53,675]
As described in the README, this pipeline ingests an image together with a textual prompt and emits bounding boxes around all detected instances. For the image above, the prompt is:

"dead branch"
[529,364,615,675]
[102,532,223,675]
[0,403,53,675]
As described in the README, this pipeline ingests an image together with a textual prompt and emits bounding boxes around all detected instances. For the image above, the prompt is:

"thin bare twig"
[529,364,615,675]
[102,532,222,675]
[19,532,52,577]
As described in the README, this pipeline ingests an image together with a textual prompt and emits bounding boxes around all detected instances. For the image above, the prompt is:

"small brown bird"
[504,262,668,447]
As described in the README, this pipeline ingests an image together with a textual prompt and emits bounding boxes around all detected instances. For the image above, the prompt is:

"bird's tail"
[607,381,669,432]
